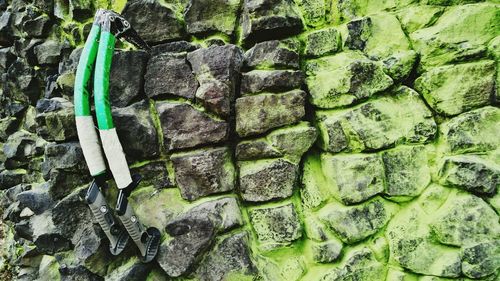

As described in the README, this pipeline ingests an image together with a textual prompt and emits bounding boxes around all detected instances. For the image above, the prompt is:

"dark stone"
[171,147,235,201]
[240,0,303,44]
[59,265,103,281]
[156,101,228,151]
[122,0,185,44]
[145,53,198,100]
[0,11,13,46]
[241,70,303,95]
[105,258,152,281]
[151,41,199,56]
[303,27,341,57]
[69,0,94,21]
[5,58,41,105]
[184,0,240,36]
[345,17,372,51]
[0,169,26,190]
[236,140,281,160]
[3,131,45,169]
[12,38,43,65]
[0,183,30,210]
[33,0,55,14]
[236,90,306,137]
[0,47,15,71]
[130,161,173,189]
[16,189,53,215]
[113,101,159,163]
[239,158,298,202]
[35,98,76,142]
[244,39,300,69]
[158,216,216,277]
[34,40,63,65]
[0,117,20,141]
[187,45,243,117]
[23,14,51,38]
[195,232,258,280]
[34,233,73,254]
[461,240,500,279]
[109,50,149,107]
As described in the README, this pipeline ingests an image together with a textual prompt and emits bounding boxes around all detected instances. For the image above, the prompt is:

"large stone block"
[249,203,302,250]
[319,248,386,280]
[303,27,341,58]
[156,101,228,150]
[415,61,495,116]
[236,90,305,137]
[184,0,240,36]
[239,158,298,202]
[109,50,149,107]
[461,240,500,279]
[305,51,393,108]
[244,39,300,69]
[171,147,235,201]
[316,86,436,153]
[35,98,76,142]
[241,70,303,95]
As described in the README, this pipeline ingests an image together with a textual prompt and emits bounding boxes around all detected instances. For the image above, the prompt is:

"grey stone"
[320,248,386,280]
[16,189,53,215]
[187,45,243,117]
[35,98,76,142]
[0,47,15,71]
[321,153,384,205]
[130,161,173,189]
[122,0,185,44]
[461,240,500,279]
[311,240,343,263]
[69,0,94,20]
[0,169,26,190]
[3,131,45,169]
[239,158,298,202]
[145,53,198,100]
[156,101,228,150]
[319,198,395,244]
[236,90,306,137]
[195,232,258,281]
[303,27,340,57]
[109,50,149,107]
[244,39,300,69]
[439,155,499,195]
[105,257,152,281]
[0,11,13,46]
[151,41,199,56]
[249,203,302,250]
[112,101,159,163]
[241,70,303,95]
[184,0,240,36]
[22,14,51,38]
[240,0,303,44]
[171,147,235,201]
[5,58,40,105]
[34,40,63,65]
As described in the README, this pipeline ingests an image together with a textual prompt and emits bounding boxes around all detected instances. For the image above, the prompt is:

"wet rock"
[410,3,499,69]
[439,155,499,195]
[244,39,300,69]
[112,101,159,163]
[381,145,430,200]
[237,122,317,162]
[184,0,240,36]
[171,147,235,201]
[319,198,396,244]
[236,90,306,137]
[35,98,76,142]
[461,240,500,279]
[22,14,51,38]
[105,257,152,281]
[158,216,216,277]
[249,203,302,250]
[311,239,343,263]
[305,51,393,108]
[303,27,340,58]
[387,204,462,277]
[321,153,384,205]
[415,60,495,116]
[145,53,197,100]
[34,40,63,65]
[187,45,243,117]
[240,0,303,44]
[241,70,303,95]
[320,248,386,280]
[440,106,500,154]
[239,158,298,202]
[156,101,228,150]
[3,131,45,169]
[130,161,173,189]
[0,169,26,190]
[122,0,185,44]
[195,232,257,280]
[345,13,415,81]
[109,50,149,107]
[316,86,436,153]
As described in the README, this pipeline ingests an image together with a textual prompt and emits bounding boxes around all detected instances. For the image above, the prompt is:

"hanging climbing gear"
[74,9,160,263]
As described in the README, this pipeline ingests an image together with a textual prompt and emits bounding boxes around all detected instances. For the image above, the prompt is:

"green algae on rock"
[249,203,302,250]
[305,51,393,108]
[414,60,496,116]
[302,27,341,58]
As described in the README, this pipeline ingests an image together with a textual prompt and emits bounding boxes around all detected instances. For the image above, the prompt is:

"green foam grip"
[94,31,116,130]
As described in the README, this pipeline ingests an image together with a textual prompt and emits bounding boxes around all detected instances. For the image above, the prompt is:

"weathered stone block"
[321,153,384,205]
[311,239,343,263]
[305,51,393,108]
[415,60,495,116]
[396,5,444,34]
[171,147,235,201]
[33,40,62,65]
[145,53,198,100]
[244,39,300,69]
[156,101,228,150]
[35,98,76,142]
[236,90,305,137]
[3,131,45,168]
[461,240,500,279]
[184,0,240,36]
[303,27,340,58]
[109,50,149,107]
[249,203,302,249]
[316,86,436,153]
[241,70,303,95]
[239,158,298,202]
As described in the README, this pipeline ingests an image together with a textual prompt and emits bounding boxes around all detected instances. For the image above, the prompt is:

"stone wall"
[0,0,499,280]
